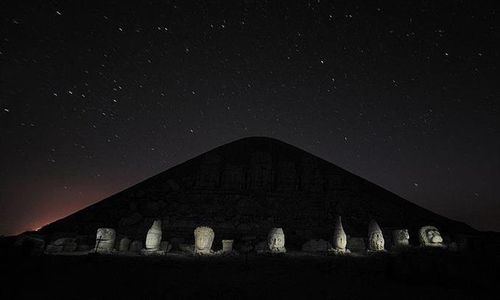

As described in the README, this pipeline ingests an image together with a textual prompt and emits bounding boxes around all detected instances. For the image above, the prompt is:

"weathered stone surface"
[194,226,214,255]
[77,244,90,251]
[221,240,234,253]
[419,226,445,247]
[145,220,162,250]
[302,239,331,252]
[267,228,286,253]
[392,229,410,247]
[368,220,385,252]
[94,228,116,253]
[63,241,78,252]
[118,237,131,252]
[45,244,64,253]
[332,216,347,252]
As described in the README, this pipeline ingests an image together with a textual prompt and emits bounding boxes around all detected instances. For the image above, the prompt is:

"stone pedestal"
[222,240,234,253]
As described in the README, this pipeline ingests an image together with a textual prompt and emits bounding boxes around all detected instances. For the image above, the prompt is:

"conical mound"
[38,136,474,245]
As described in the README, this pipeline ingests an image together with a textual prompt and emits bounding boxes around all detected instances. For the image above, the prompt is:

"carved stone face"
[333,216,347,250]
[393,229,410,246]
[145,220,162,250]
[334,233,347,250]
[95,228,116,252]
[369,232,385,251]
[419,226,445,247]
[268,228,286,252]
[426,229,443,244]
[194,226,214,254]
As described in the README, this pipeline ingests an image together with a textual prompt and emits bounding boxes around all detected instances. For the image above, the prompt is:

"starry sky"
[1,0,498,235]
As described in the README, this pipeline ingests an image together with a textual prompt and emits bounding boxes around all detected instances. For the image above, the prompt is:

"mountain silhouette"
[39,136,474,246]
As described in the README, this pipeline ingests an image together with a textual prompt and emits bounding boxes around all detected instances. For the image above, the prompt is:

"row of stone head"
[94,220,286,254]
[94,217,445,254]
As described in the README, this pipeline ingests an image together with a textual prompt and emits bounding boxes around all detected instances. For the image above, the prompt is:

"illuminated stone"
[145,220,162,250]
[419,226,445,247]
[392,229,410,247]
[267,228,286,253]
[332,216,348,253]
[368,220,385,252]
[194,226,214,255]
[94,228,116,253]
[118,237,130,252]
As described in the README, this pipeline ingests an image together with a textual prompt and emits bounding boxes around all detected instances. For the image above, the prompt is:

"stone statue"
[145,220,162,251]
[419,226,445,247]
[194,226,215,255]
[368,220,385,252]
[331,216,349,254]
[392,229,410,247]
[267,228,286,253]
[222,240,234,253]
[118,237,130,252]
[95,228,116,253]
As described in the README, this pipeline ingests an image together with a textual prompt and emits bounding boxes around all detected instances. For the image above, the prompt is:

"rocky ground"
[1,249,498,299]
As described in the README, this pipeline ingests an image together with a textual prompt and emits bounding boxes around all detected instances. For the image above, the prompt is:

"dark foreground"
[1,250,499,299]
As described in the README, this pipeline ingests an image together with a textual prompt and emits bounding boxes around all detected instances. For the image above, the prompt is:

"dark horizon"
[1,0,499,235]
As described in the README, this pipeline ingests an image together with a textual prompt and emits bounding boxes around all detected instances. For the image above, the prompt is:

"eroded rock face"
[419,226,445,247]
[145,220,162,250]
[392,229,410,247]
[368,220,385,252]
[267,228,286,253]
[95,228,116,253]
[194,226,214,255]
[332,216,347,252]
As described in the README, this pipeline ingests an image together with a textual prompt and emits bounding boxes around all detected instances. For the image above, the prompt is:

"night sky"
[1,0,498,236]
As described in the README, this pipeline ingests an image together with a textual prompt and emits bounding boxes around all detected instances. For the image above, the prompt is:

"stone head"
[267,228,285,250]
[96,228,115,241]
[194,226,214,253]
[333,216,347,250]
[392,229,410,246]
[368,220,385,251]
[419,226,444,247]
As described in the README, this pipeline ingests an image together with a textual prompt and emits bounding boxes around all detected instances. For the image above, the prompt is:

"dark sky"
[1,0,498,236]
